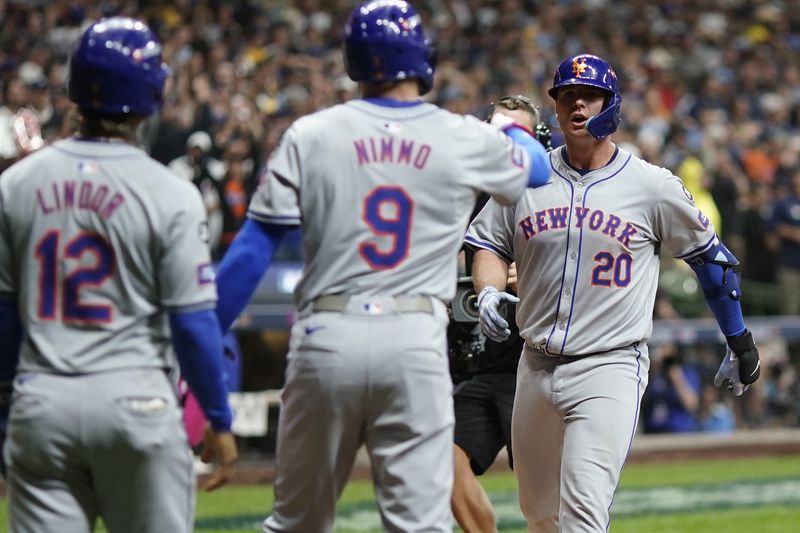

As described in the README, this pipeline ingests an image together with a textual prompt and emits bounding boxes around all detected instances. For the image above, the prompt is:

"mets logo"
[572,58,588,77]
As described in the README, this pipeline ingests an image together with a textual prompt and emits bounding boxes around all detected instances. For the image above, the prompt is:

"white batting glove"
[714,330,761,397]
[714,346,749,397]
[477,287,519,342]
[489,112,517,130]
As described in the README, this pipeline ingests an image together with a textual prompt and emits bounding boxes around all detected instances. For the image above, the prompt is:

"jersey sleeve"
[158,187,217,309]
[459,117,529,206]
[0,176,16,295]
[654,173,717,257]
[248,125,303,226]
[464,197,516,263]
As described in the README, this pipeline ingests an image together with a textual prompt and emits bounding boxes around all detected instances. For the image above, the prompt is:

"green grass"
[1,455,799,532]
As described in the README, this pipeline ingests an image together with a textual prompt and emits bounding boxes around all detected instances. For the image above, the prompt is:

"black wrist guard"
[725,330,760,385]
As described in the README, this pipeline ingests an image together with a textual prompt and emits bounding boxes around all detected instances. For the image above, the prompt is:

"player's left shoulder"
[621,149,674,189]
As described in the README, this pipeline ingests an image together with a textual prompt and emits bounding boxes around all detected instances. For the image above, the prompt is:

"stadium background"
[1,0,799,530]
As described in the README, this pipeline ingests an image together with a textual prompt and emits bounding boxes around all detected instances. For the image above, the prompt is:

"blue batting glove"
[477,287,519,342]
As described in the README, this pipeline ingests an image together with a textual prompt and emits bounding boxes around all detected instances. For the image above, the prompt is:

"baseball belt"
[311,294,435,314]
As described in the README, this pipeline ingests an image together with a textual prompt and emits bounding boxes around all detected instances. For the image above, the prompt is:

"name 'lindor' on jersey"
[35,179,125,220]
[353,136,432,169]
[517,206,639,247]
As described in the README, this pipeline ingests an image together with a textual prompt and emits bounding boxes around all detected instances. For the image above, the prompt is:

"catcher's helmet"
[344,0,435,95]
[548,54,621,139]
[68,17,170,116]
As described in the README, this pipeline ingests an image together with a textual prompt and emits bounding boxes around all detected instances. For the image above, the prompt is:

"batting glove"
[477,287,519,342]
[714,330,761,397]
[489,112,517,130]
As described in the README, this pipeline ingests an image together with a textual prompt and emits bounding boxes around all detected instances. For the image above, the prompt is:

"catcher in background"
[450,95,552,533]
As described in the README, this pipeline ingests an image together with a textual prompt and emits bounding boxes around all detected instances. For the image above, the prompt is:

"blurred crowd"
[1,0,800,431]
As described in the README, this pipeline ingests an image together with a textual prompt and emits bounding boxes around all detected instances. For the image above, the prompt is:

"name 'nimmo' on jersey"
[353,136,431,168]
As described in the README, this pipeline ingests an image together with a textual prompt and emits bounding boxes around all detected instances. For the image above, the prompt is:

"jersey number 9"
[359,186,414,270]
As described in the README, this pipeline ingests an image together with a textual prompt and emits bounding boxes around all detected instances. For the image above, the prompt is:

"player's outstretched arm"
[684,239,760,394]
[472,249,517,342]
[490,113,550,189]
[215,219,290,333]
[169,309,238,487]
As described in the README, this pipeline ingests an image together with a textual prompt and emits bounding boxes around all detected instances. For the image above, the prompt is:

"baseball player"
[451,95,552,533]
[466,53,761,532]
[0,17,236,533]
[212,2,549,531]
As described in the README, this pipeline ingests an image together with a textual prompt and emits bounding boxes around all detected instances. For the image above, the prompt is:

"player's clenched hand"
[478,286,519,342]
[714,330,760,397]
[200,426,238,492]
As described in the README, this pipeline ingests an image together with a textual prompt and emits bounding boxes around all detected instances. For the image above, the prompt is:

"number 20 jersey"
[0,138,216,374]
[466,146,717,356]
[249,99,531,311]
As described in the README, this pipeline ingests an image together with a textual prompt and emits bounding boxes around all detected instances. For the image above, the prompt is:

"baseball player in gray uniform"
[0,17,236,533]
[466,53,761,532]
[212,2,548,532]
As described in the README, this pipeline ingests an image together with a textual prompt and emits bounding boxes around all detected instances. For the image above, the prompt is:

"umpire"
[449,95,551,533]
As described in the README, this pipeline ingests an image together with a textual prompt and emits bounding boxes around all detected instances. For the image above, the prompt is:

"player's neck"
[361,80,421,101]
[563,140,617,171]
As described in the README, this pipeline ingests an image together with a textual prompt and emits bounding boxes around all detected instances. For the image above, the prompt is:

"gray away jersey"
[0,138,216,374]
[466,146,716,356]
[249,99,531,310]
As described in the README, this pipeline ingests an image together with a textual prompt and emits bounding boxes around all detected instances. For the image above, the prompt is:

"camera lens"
[466,293,478,315]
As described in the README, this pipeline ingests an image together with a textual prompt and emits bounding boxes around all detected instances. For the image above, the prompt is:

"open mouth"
[571,113,588,128]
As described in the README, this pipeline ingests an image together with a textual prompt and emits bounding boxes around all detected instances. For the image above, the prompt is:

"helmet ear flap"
[586,92,621,139]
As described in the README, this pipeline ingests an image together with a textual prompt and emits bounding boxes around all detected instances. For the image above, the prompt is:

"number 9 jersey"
[0,138,217,374]
[465,146,716,356]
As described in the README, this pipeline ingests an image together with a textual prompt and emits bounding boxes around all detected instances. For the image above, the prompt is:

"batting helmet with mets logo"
[68,16,170,117]
[548,54,621,139]
[344,0,436,95]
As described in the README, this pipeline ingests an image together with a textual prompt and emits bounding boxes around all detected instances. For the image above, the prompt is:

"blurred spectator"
[642,344,701,434]
[0,78,43,170]
[697,382,736,433]
[219,138,256,256]
[742,182,778,283]
[763,359,799,427]
[168,130,227,259]
[771,169,800,315]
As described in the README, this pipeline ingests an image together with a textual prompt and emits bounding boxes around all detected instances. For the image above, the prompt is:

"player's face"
[554,86,608,139]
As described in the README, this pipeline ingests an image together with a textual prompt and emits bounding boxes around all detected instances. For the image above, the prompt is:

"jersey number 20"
[35,230,115,323]
[359,186,414,269]
[591,251,632,287]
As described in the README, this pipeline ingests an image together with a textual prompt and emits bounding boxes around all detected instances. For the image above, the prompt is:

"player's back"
[256,99,527,309]
[0,138,214,374]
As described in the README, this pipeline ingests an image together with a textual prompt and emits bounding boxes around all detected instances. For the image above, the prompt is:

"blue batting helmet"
[344,0,435,95]
[548,54,621,139]
[68,17,170,116]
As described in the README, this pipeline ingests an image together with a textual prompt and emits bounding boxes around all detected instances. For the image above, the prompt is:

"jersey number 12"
[35,230,115,323]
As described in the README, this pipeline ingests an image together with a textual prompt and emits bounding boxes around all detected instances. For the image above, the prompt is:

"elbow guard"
[684,239,742,301]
